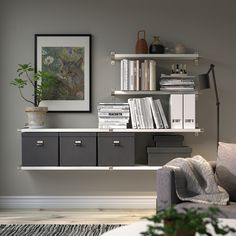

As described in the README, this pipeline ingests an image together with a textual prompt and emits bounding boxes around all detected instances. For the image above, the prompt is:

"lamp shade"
[198,73,210,90]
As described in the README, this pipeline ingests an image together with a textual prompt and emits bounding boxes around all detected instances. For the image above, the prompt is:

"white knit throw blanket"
[164,155,229,205]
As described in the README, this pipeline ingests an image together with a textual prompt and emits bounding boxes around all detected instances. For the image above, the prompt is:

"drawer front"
[60,133,96,166]
[22,133,58,166]
[98,133,135,166]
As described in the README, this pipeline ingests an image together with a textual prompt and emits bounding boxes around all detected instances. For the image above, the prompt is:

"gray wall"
[0,0,236,196]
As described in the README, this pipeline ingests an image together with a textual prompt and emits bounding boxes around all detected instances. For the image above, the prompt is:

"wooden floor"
[0,209,155,224]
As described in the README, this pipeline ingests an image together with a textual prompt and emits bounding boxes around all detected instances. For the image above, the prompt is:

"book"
[156,99,169,129]
[144,60,149,90]
[136,60,140,91]
[149,60,156,90]
[144,97,154,128]
[128,98,137,128]
[120,59,124,90]
[129,60,135,90]
[147,97,163,129]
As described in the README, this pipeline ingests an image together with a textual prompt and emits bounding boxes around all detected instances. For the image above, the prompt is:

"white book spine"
[154,100,164,128]
[136,60,140,91]
[144,60,149,90]
[128,98,137,129]
[149,60,156,91]
[156,99,169,129]
[169,94,183,129]
[148,97,161,129]
[183,94,196,129]
[123,59,129,90]
[144,97,154,129]
[129,60,135,91]
[141,62,145,91]
[140,98,147,128]
[120,60,124,90]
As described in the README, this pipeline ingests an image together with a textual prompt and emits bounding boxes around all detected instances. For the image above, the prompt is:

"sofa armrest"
[209,161,216,172]
[156,167,181,211]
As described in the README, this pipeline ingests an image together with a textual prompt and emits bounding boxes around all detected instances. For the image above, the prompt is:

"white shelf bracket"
[111,52,116,65]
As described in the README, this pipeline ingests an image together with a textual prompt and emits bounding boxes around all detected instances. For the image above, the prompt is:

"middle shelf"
[111,90,198,96]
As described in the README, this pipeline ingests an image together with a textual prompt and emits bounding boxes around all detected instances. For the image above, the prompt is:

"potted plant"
[141,206,236,236]
[11,63,56,128]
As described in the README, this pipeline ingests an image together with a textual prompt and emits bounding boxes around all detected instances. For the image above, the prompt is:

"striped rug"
[0,224,123,236]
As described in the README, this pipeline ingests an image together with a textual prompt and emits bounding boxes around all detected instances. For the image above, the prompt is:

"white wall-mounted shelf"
[111,52,200,64]
[19,128,202,133]
[18,166,162,171]
[111,90,198,96]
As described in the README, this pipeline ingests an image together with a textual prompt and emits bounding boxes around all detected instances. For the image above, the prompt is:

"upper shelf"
[111,90,198,96]
[111,52,200,64]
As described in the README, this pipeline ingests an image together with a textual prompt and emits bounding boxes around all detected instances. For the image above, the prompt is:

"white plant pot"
[25,107,48,128]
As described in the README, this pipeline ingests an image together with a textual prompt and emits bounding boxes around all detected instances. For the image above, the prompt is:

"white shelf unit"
[18,166,162,171]
[111,52,200,64]
[19,128,202,134]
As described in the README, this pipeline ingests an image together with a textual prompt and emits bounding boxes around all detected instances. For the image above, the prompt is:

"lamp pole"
[207,64,220,147]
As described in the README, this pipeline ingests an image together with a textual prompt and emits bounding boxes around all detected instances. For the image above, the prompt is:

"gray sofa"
[156,161,236,218]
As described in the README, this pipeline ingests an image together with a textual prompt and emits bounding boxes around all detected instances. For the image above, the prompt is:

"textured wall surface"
[0,0,236,196]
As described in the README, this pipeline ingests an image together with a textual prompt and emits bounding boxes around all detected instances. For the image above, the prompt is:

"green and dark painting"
[42,47,85,100]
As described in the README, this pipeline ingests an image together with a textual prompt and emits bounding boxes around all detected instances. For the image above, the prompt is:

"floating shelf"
[111,52,200,64]
[111,90,198,96]
[18,166,162,171]
[19,128,202,133]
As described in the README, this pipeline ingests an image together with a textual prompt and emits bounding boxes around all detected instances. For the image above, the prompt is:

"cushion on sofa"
[176,202,236,219]
[216,142,236,201]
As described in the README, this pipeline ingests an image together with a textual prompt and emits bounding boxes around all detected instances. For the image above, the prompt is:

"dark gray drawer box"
[98,133,135,166]
[147,146,192,166]
[60,133,97,166]
[22,133,59,166]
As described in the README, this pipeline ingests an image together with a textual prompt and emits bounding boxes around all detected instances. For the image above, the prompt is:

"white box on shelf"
[183,94,196,129]
[169,94,183,129]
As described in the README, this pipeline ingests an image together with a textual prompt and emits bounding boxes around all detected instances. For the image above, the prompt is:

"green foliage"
[11,63,56,107]
[141,206,236,236]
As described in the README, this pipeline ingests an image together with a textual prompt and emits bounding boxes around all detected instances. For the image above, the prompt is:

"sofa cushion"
[216,142,236,201]
[176,201,236,219]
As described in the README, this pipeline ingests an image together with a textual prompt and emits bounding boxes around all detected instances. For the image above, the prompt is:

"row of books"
[160,74,195,92]
[128,97,169,129]
[97,103,130,129]
[120,59,156,91]
[97,95,196,129]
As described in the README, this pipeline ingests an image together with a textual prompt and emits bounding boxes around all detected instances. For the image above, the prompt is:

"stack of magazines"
[160,74,195,92]
[97,103,130,129]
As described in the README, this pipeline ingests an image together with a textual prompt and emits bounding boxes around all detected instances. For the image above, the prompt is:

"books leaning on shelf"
[97,103,130,129]
[128,97,169,129]
[120,59,156,91]
[160,73,196,92]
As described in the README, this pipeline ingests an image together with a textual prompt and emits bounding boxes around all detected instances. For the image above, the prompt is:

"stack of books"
[97,103,130,129]
[128,97,169,129]
[160,74,195,92]
[120,59,156,91]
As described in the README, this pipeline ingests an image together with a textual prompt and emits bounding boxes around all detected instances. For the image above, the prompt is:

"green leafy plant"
[11,63,56,107]
[141,206,236,236]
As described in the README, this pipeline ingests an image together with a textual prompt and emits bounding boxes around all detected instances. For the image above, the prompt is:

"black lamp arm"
[208,64,220,147]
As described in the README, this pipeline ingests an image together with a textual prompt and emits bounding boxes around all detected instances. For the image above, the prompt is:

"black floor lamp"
[198,64,220,148]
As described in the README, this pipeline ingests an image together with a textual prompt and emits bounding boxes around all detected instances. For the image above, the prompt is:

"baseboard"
[0,196,156,209]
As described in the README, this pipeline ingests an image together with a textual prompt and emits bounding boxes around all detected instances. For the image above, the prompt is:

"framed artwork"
[35,34,91,112]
